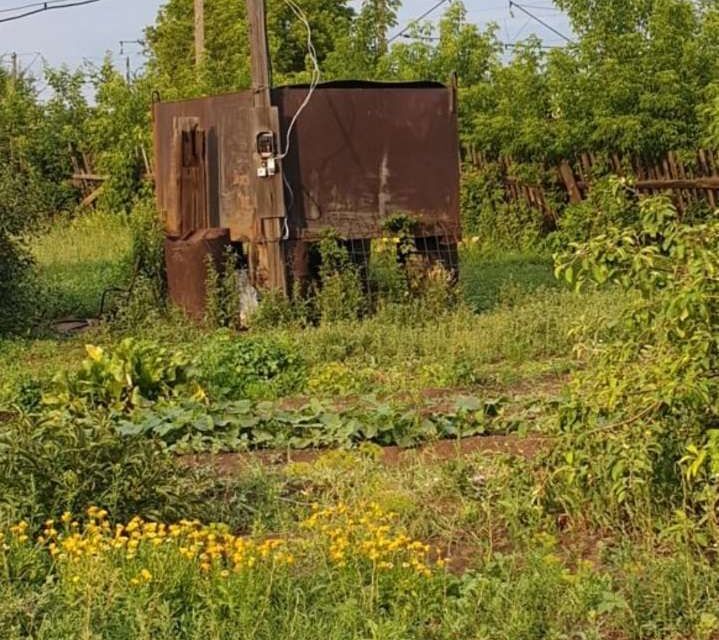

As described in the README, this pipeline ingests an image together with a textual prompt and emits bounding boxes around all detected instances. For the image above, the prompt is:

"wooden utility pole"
[245,0,288,294]
[194,0,205,68]
[11,52,18,81]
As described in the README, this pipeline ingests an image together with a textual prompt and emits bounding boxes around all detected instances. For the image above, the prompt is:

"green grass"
[276,286,623,396]
[0,285,625,409]
[460,248,561,312]
[31,210,133,320]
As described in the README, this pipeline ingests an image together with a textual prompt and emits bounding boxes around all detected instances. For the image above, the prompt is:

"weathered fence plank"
[470,149,719,218]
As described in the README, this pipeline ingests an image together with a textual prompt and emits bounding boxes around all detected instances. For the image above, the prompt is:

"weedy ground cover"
[3,448,719,639]
[30,210,134,320]
[7,193,719,639]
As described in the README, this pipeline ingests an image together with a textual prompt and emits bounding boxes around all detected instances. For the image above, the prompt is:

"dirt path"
[184,433,551,475]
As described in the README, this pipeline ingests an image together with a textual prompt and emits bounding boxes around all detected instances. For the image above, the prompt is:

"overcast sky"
[0,0,571,82]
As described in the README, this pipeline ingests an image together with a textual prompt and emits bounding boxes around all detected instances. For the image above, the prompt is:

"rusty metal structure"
[164,228,231,321]
[152,79,461,305]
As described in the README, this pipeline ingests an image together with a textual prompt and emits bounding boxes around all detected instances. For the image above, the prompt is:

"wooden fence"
[468,149,719,221]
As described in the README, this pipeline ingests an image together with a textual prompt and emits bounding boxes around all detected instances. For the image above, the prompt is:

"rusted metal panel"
[153,82,461,244]
[272,81,461,240]
[153,93,257,242]
[165,228,230,320]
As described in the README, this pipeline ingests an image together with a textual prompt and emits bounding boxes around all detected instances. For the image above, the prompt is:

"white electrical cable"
[282,172,294,240]
[277,0,321,161]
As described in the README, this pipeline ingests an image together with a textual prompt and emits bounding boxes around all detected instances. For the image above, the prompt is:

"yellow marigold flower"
[10,521,28,536]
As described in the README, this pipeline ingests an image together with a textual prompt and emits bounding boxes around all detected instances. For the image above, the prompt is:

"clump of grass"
[460,247,560,312]
[272,287,626,394]
[31,210,133,320]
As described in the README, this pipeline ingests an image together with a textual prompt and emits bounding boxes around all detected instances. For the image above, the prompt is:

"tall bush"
[548,184,719,537]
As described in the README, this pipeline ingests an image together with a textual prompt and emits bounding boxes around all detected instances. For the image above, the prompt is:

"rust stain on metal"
[153,93,257,242]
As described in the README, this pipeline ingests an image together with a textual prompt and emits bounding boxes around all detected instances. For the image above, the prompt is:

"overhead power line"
[508,1,573,43]
[0,0,102,24]
[398,32,563,50]
[387,0,451,46]
[0,0,70,13]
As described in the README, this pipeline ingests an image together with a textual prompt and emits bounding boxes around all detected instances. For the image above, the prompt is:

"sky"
[0,0,572,83]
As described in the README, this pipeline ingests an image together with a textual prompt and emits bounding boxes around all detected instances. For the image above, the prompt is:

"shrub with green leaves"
[548,183,719,534]
[0,412,204,525]
[316,232,366,323]
[0,165,49,334]
[44,339,194,413]
[552,176,644,247]
[460,164,547,251]
[196,332,305,401]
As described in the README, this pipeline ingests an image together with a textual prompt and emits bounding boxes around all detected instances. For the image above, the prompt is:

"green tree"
[145,0,355,97]
[84,59,152,213]
[0,70,50,332]
[324,0,400,79]
[35,67,90,208]
[546,0,719,157]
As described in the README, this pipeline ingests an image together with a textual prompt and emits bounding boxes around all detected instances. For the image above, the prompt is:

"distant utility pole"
[119,40,143,83]
[194,0,205,68]
[11,51,18,80]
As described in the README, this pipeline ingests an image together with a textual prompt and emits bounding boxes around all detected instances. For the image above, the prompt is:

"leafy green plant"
[205,247,242,330]
[44,339,194,413]
[548,186,719,534]
[0,162,49,333]
[316,231,365,323]
[460,165,547,252]
[250,282,312,329]
[196,332,305,401]
[129,196,166,302]
[551,176,643,247]
[0,411,207,525]
[117,395,511,454]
